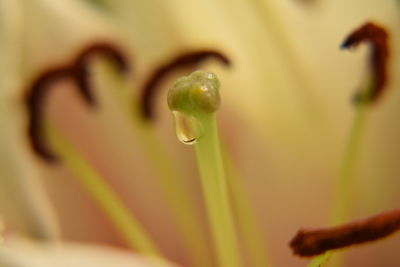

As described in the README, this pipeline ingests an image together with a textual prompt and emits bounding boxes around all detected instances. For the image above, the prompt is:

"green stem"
[94,62,213,267]
[307,91,371,267]
[137,123,214,267]
[46,124,162,258]
[331,102,369,224]
[223,148,272,267]
[194,113,242,267]
[308,252,333,267]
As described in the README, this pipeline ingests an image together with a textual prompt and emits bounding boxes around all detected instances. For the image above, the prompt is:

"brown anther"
[341,22,389,103]
[140,50,231,120]
[75,43,129,73]
[290,209,400,257]
[25,42,129,162]
[25,67,74,162]
[73,43,130,105]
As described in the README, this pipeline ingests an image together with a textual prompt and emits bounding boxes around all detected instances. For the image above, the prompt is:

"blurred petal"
[0,236,178,267]
[0,0,59,240]
[19,0,120,76]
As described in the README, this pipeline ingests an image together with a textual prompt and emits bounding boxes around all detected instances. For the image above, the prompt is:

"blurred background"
[0,0,400,266]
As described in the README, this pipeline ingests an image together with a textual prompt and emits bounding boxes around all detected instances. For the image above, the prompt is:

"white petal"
[0,237,178,267]
[0,0,60,240]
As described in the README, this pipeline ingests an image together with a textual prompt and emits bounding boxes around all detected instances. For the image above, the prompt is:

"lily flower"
[1,0,400,266]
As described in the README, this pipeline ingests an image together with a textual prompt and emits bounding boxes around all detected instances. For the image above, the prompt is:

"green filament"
[308,252,332,267]
[331,100,369,225]
[136,122,214,267]
[46,124,163,259]
[223,148,272,267]
[307,83,373,267]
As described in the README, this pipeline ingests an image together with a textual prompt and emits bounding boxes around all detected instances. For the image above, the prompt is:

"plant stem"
[95,62,213,267]
[46,124,162,259]
[137,122,214,267]
[331,102,369,225]
[307,88,371,267]
[308,252,333,267]
[194,113,242,267]
[223,148,272,267]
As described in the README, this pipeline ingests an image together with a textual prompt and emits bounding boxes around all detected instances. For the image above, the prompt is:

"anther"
[290,208,400,257]
[74,42,129,73]
[25,42,129,162]
[341,22,389,103]
[140,50,231,120]
[25,67,74,161]
[73,43,130,105]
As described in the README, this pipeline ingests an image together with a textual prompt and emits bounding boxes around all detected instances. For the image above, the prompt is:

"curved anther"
[73,43,130,105]
[341,22,389,103]
[140,50,231,120]
[72,63,96,105]
[25,67,74,162]
[75,42,129,73]
[290,208,400,257]
[25,42,129,162]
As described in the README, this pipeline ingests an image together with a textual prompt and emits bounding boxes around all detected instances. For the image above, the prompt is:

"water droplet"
[172,111,202,145]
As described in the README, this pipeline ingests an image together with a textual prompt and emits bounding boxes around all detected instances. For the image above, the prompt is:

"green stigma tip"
[167,70,221,116]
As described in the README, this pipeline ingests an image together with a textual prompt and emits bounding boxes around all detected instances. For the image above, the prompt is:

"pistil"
[168,70,242,267]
